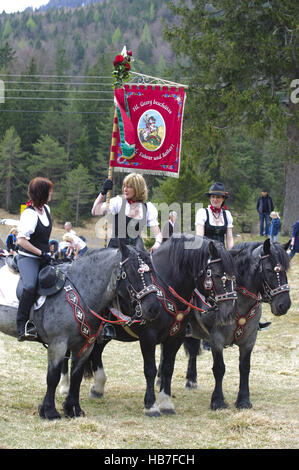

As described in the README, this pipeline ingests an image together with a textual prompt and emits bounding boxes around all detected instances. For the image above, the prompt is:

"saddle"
[5,255,67,298]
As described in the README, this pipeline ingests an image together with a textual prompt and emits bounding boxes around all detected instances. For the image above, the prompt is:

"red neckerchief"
[127,199,135,205]
[209,204,227,213]
[26,200,32,206]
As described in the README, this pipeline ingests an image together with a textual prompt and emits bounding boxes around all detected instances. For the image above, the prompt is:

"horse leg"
[89,342,108,399]
[59,349,70,396]
[210,343,227,410]
[159,336,184,414]
[63,352,87,418]
[139,336,160,417]
[235,345,253,409]
[39,341,68,420]
[184,337,201,390]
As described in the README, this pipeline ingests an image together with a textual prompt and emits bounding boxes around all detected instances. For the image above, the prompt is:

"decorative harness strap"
[233,286,261,342]
[151,274,194,336]
[64,284,101,357]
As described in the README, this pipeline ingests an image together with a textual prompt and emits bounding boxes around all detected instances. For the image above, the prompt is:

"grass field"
[0,211,298,450]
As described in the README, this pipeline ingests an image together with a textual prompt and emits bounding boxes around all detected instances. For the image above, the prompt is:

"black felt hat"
[205,182,229,198]
[38,265,66,296]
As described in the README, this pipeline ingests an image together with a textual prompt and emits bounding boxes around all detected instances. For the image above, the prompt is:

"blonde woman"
[92,172,162,252]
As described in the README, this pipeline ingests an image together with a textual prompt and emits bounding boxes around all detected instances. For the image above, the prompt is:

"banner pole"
[103,107,118,248]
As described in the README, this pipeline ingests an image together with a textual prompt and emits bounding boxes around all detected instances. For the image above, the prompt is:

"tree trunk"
[282,160,299,235]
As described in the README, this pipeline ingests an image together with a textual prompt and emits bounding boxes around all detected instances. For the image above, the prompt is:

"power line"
[4,88,114,94]
[4,96,113,102]
[0,74,112,78]
[0,109,112,114]
[2,80,113,86]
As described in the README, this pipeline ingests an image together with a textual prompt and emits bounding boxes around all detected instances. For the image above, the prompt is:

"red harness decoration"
[64,285,102,357]
[151,275,193,336]
[234,286,261,341]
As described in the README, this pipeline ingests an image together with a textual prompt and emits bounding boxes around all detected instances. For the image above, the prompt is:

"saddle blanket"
[0,264,46,310]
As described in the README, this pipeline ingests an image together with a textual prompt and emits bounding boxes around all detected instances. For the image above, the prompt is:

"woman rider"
[92,172,162,338]
[16,177,53,341]
[195,182,234,250]
[195,181,270,333]
[92,172,162,251]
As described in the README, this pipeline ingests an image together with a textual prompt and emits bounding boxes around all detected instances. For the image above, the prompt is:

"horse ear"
[208,241,218,259]
[117,238,130,259]
[263,238,271,255]
[282,239,291,251]
[229,248,242,257]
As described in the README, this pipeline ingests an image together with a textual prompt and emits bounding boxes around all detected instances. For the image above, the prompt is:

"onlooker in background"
[256,189,274,236]
[63,233,87,260]
[61,222,76,258]
[6,227,18,255]
[289,219,299,260]
[162,211,178,243]
[269,212,281,243]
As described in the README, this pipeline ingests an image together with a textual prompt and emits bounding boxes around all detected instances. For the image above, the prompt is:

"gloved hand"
[40,251,52,264]
[101,179,113,195]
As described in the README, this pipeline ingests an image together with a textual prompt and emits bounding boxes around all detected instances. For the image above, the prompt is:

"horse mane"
[168,234,235,279]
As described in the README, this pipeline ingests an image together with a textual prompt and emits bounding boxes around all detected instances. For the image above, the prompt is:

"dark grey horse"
[184,239,291,410]
[69,235,238,417]
[0,243,160,419]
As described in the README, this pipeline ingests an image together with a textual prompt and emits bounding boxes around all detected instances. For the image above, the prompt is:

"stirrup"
[25,320,38,339]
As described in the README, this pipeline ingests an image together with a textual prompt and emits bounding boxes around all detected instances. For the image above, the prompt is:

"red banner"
[111,84,186,178]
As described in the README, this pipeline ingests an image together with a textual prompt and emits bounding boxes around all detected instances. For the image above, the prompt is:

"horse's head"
[116,242,160,323]
[258,239,291,316]
[197,241,238,326]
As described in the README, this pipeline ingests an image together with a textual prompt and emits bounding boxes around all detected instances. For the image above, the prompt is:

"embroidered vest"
[108,198,147,249]
[204,208,228,243]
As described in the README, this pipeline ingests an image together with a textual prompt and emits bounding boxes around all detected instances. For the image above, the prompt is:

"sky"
[1,1,49,14]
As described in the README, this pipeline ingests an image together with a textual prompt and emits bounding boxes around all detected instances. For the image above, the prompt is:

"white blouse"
[105,196,159,227]
[195,207,233,228]
[17,204,51,240]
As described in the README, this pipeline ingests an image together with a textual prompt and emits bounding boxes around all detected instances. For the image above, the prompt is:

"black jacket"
[256,195,274,214]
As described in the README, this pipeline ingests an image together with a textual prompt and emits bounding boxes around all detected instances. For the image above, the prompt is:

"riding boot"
[16,289,37,342]
[258,320,271,331]
[100,323,116,341]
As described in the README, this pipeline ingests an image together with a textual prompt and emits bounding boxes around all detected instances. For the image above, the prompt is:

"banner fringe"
[113,167,179,178]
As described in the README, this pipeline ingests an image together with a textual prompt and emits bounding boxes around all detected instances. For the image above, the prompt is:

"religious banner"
[111,84,186,178]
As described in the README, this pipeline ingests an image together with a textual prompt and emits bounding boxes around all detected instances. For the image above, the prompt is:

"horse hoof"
[89,388,104,399]
[210,401,228,411]
[144,404,161,417]
[160,408,175,415]
[38,404,61,420]
[185,380,198,390]
[235,400,252,409]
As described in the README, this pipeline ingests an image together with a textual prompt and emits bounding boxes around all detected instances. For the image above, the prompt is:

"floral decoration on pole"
[113,46,133,89]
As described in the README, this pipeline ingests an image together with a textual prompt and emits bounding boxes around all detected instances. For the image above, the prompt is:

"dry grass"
[0,209,298,449]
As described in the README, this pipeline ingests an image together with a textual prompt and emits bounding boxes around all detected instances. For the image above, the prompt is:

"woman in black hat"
[16,177,53,341]
[195,182,234,250]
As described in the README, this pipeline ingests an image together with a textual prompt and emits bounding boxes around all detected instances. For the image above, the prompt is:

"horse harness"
[259,254,290,303]
[233,253,290,342]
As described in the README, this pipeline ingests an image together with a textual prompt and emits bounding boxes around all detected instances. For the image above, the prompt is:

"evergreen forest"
[0,0,298,234]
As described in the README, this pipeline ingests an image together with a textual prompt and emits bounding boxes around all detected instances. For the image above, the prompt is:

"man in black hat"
[195,182,234,250]
[256,189,274,236]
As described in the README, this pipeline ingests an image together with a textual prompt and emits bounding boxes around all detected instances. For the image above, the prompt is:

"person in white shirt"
[92,172,162,252]
[195,182,234,250]
[63,233,87,260]
[16,177,54,341]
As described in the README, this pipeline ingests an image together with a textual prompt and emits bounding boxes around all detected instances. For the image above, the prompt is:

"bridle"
[199,257,238,308]
[259,254,290,303]
[116,254,158,321]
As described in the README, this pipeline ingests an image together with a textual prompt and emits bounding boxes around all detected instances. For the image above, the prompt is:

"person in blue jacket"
[289,219,299,260]
[269,212,281,243]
